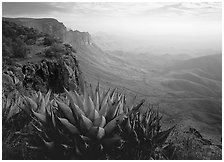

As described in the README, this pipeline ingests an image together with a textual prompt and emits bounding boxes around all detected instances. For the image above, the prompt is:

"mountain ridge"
[3,17,93,50]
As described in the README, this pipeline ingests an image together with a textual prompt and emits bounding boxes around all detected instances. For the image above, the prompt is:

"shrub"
[26,39,36,45]
[2,37,14,58]
[43,36,57,46]
[45,43,67,58]
[13,38,30,58]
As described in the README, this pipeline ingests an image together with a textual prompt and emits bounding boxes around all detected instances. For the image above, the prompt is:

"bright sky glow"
[2,2,222,53]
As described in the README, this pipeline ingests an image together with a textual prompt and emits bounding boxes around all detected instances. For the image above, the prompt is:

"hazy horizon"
[3,2,222,54]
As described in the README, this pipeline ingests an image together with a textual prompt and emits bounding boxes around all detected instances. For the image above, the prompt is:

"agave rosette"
[22,90,62,150]
[22,90,54,124]
[119,103,175,159]
[56,82,127,142]
[2,91,23,120]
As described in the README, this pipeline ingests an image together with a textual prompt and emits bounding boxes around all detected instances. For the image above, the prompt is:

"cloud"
[2,2,221,19]
[140,2,221,19]
[2,2,69,16]
[66,2,169,17]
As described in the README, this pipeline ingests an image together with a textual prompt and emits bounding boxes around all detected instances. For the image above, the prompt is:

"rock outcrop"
[3,17,93,49]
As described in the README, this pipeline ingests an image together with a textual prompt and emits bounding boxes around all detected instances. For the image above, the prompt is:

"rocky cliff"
[3,17,93,49]
[65,30,92,49]
[2,19,83,93]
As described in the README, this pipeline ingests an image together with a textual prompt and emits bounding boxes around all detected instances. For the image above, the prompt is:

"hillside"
[160,54,222,142]
[167,54,222,81]
[79,50,222,144]
[76,40,222,143]
[2,20,82,93]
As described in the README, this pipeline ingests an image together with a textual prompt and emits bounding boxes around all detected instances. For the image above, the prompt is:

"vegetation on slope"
[2,20,81,93]
[2,19,221,160]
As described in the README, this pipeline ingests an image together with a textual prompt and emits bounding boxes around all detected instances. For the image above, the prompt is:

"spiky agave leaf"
[94,90,100,112]
[93,116,106,128]
[97,127,105,140]
[80,114,93,132]
[88,106,96,122]
[93,82,100,107]
[127,99,145,116]
[44,90,52,106]
[88,83,95,102]
[104,114,126,135]
[7,104,20,120]
[25,96,38,112]
[32,110,47,123]
[118,93,125,114]
[99,102,108,117]
[152,126,175,146]
[39,97,46,115]
[42,139,55,151]
[4,93,13,110]
[109,88,117,103]
[57,101,76,125]
[99,88,110,110]
[69,102,85,121]
[64,88,84,111]
[83,95,95,118]
[88,126,105,140]
[73,91,84,110]
[58,117,80,135]
[37,91,43,104]
[105,99,120,122]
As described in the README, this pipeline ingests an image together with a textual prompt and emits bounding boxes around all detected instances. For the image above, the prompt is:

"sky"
[2,2,222,52]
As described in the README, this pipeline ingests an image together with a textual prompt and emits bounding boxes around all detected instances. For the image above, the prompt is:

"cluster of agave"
[21,82,174,159]
[21,90,67,159]
[21,82,127,159]
[119,105,175,159]
[2,72,24,121]
[2,90,22,121]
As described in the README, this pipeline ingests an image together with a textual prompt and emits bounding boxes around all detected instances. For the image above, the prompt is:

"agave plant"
[19,82,127,159]
[2,72,21,92]
[20,90,61,156]
[22,90,52,119]
[19,81,174,160]
[23,90,79,159]
[2,90,25,126]
[2,72,24,121]
[118,104,175,160]
[55,82,128,158]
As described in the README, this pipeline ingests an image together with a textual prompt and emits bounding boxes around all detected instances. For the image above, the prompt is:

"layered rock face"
[3,17,93,49]
[64,30,92,49]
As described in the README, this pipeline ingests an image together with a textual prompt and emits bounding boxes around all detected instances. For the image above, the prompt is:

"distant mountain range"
[92,31,221,57]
